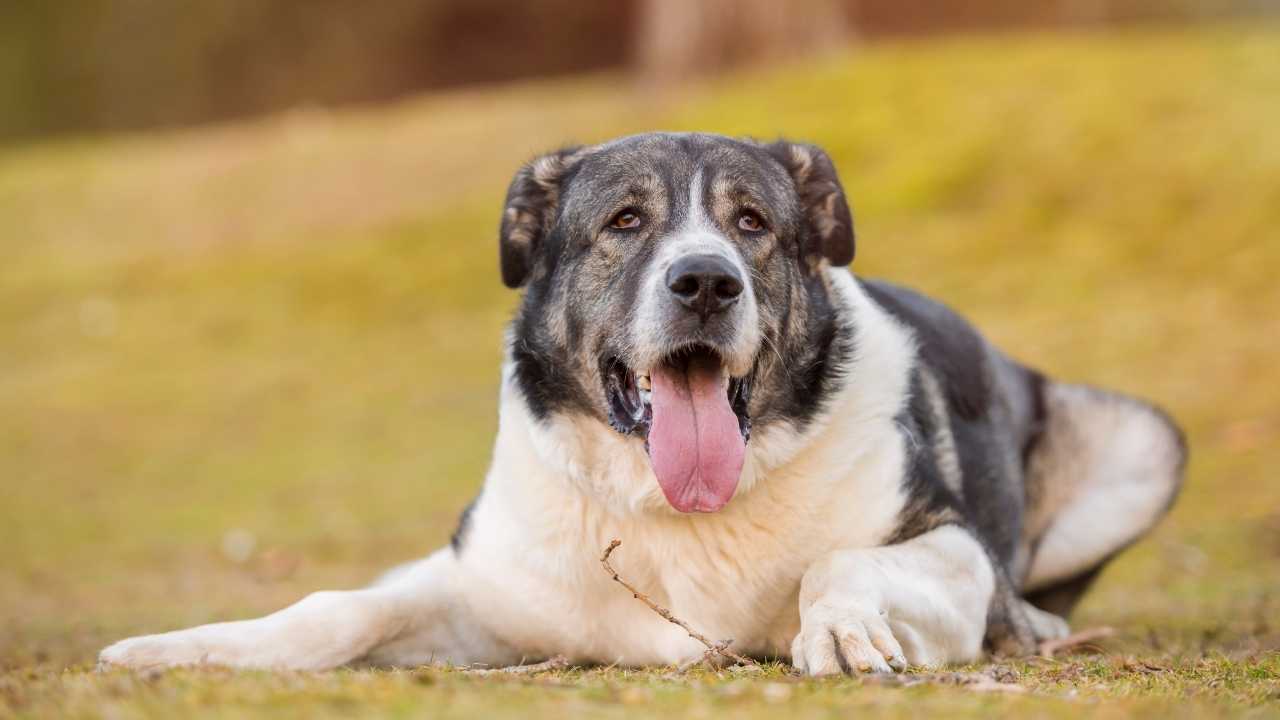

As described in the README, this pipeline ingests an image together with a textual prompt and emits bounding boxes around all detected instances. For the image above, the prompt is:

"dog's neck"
[483,267,916,543]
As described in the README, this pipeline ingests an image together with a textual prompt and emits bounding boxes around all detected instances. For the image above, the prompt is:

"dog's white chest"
[458,414,909,665]
[459,508,805,664]
[449,272,915,665]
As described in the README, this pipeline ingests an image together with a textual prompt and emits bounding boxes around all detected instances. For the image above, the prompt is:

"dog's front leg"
[791,524,995,675]
[99,549,508,671]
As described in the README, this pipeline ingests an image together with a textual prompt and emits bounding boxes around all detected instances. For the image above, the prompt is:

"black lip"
[604,356,650,436]
[602,347,752,443]
[730,372,752,442]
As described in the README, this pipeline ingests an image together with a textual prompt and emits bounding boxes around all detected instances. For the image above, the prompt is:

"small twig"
[463,655,570,676]
[675,640,734,672]
[1039,626,1116,658]
[600,539,757,668]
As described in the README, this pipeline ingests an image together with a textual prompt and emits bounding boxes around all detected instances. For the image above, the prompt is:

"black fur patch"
[864,278,1030,567]
[510,307,591,422]
[450,495,479,555]
[1021,368,1049,466]
[883,369,964,545]
[953,414,1027,568]
[754,274,855,432]
[862,280,991,419]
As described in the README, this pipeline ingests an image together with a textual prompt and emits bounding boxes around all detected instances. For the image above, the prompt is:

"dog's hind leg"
[1020,382,1187,616]
[100,549,513,671]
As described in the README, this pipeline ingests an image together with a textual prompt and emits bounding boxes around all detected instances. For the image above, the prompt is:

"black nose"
[666,254,744,320]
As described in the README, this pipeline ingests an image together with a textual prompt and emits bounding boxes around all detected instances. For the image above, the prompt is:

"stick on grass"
[1039,626,1116,658]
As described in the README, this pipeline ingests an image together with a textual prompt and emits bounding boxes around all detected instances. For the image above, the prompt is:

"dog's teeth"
[636,375,651,391]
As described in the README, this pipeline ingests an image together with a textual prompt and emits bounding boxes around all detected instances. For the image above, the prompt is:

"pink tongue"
[648,355,745,513]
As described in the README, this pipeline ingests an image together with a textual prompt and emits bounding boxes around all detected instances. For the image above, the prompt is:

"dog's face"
[500,133,854,513]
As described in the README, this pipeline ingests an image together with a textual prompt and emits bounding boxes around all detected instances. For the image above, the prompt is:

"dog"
[100,132,1186,675]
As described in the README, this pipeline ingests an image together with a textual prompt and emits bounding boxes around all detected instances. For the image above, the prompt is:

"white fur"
[791,525,995,674]
[99,270,1001,673]
[1023,385,1183,591]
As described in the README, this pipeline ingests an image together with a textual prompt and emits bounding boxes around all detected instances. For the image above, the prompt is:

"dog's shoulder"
[855,278,1038,563]
[859,278,992,419]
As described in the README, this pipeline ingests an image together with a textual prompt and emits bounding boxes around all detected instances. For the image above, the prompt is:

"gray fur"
[500,133,854,436]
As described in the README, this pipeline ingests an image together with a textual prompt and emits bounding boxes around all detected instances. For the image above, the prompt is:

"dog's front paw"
[99,631,216,671]
[791,599,908,676]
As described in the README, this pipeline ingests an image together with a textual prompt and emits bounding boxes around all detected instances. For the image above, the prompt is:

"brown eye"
[609,210,643,230]
[738,210,765,233]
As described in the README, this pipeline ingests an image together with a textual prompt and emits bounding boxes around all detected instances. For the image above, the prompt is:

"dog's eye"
[609,210,643,231]
[737,210,766,233]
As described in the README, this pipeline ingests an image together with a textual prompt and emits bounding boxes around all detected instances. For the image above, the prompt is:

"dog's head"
[500,133,854,513]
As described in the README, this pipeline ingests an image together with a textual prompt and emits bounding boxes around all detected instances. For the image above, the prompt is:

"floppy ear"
[764,141,855,266]
[498,146,582,288]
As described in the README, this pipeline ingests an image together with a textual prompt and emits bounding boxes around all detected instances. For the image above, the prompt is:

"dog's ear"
[498,146,582,288]
[764,141,855,267]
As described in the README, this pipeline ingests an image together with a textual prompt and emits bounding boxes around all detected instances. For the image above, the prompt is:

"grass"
[2,21,1279,718]
[7,658,1280,719]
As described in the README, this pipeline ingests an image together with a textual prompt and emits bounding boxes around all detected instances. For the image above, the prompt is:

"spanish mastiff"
[101,132,1186,675]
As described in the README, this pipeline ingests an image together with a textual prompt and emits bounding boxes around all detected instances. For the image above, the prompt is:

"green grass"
[2,21,1279,718]
[8,658,1280,719]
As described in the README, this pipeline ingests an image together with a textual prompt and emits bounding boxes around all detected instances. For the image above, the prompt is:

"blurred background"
[2,0,1278,669]
[2,0,1278,142]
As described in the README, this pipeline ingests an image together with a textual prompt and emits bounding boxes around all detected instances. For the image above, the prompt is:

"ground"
[2,21,1278,719]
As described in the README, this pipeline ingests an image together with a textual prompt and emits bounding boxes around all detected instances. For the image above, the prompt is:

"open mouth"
[604,346,752,513]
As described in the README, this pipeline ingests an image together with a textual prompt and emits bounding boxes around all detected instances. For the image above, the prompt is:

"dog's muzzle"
[601,252,757,514]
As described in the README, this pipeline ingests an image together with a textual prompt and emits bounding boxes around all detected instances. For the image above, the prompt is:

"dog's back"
[863,279,1186,650]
